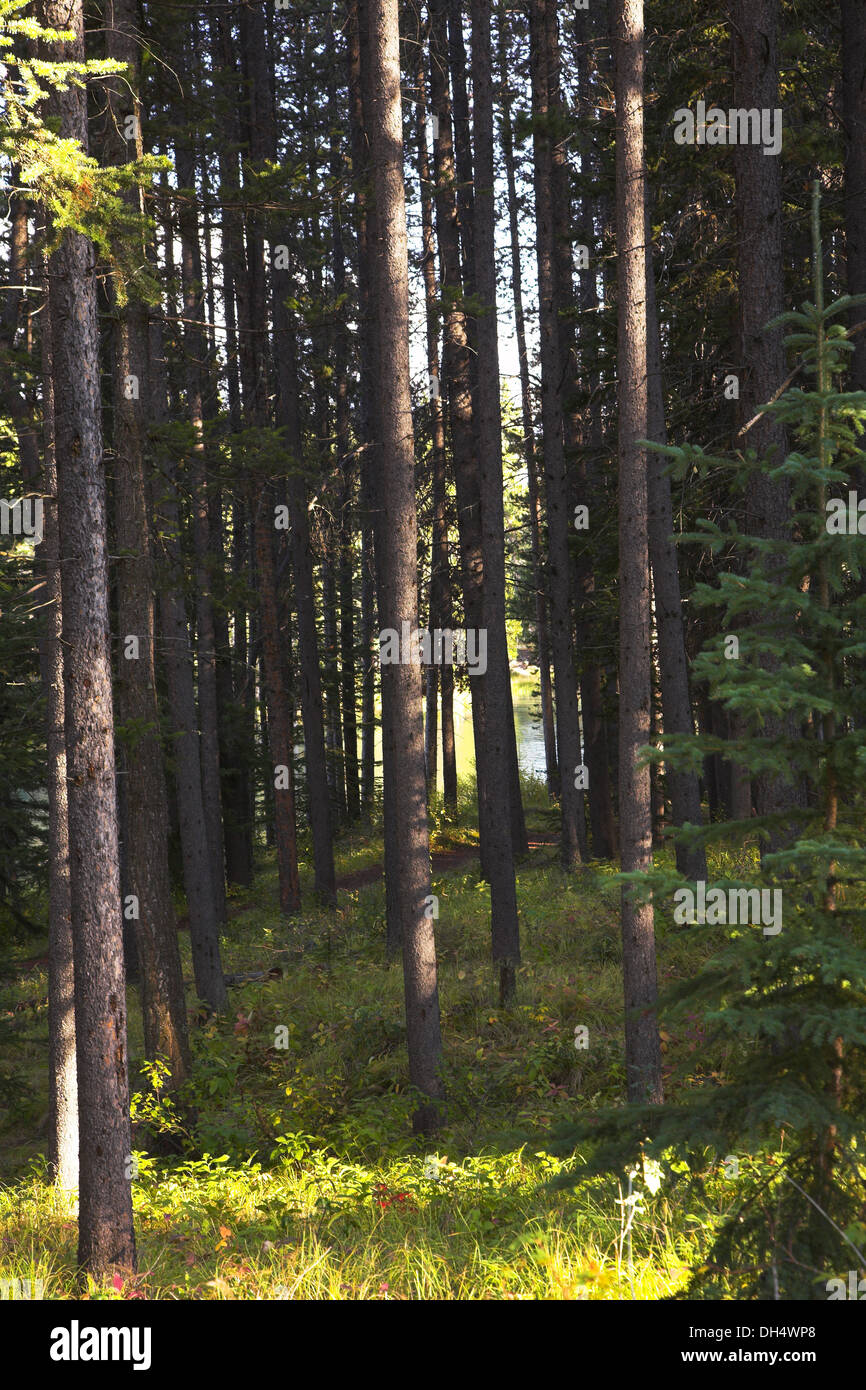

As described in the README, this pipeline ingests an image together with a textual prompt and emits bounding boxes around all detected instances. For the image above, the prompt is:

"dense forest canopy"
[0,0,865,1324]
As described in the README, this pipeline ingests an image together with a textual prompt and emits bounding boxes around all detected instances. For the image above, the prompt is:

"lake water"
[427,671,549,794]
[314,672,550,795]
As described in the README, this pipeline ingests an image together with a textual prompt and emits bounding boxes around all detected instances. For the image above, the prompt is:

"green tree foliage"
[549,186,866,1300]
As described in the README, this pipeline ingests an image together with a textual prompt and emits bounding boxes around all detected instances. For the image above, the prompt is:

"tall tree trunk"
[38,233,77,1192]
[339,480,362,821]
[417,43,440,806]
[4,193,79,1163]
[499,16,557,800]
[272,297,337,906]
[150,162,227,1010]
[213,7,255,886]
[105,0,190,1083]
[149,318,228,1013]
[448,0,529,869]
[355,0,399,950]
[254,483,301,914]
[0,188,41,482]
[447,0,475,289]
[234,2,308,911]
[42,0,136,1276]
[644,202,707,883]
[613,0,663,1104]
[348,0,379,818]
[328,64,362,825]
[174,125,227,929]
[429,0,493,876]
[574,10,618,858]
[842,0,866,395]
[531,0,587,868]
[547,1,599,862]
[471,0,521,1004]
[322,551,348,822]
[416,47,458,811]
[239,2,338,905]
[362,0,444,1131]
[210,482,249,887]
[731,0,801,839]
[430,0,531,868]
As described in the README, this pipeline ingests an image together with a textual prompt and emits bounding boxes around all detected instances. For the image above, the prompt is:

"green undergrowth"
[0,798,782,1299]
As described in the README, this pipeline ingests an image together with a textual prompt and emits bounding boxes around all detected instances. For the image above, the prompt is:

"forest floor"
[0,779,755,1299]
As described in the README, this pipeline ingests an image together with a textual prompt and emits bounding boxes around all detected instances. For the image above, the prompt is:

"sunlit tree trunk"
[42,0,136,1278]
[361,0,444,1131]
[531,0,587,868]
[613,0,663,1104]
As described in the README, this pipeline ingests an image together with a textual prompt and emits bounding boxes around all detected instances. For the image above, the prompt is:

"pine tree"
[40,0,136,1279]
[103,0,190,1085]
[530,0,587,869]
[614,0,663,1104]
[361,0,444,1132]
[550,185,866,1300]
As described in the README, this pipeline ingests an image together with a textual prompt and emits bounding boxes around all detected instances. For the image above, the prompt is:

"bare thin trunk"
[613,0,663,1104]
[429,0,492,857]
[843,0,866,394]
[42,0,136,1276]
[416,49,457,810]
[731,0,802,839]
[149,318,228,1013]
[38,231,78,1191]
[471,0,521,1004]
[175,126,227,928]
[531,0,586,868]
[363,0,444,1131]
[644,201,707,883]
[105,0,190,1083]
[499,19,557,798]
[348,0,380,818]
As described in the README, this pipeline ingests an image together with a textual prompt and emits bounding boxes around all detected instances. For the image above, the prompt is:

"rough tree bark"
[471,0,521,1004]
[38,229,78,1192]
[574,6,618,858]
[498,13,557,800]
[415,49,458,810]
[842,0,866,394]
[347,0,379,818]
[236,2,310,911]
[149,184,227,1013]
[613,0,663,1104]
[329,65,362,825]
[731,0,804,839]
[361,0,444,1131]
[238,3,338,905]
[644,202,707,884]
[42,0,136,1276]
[105,0,190,1082]
[212,6,255,887]
[3,192,78,1187]
[531,0,587,868]
[174,112,227,929]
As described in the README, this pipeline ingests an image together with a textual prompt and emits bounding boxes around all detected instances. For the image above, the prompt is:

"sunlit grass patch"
[0,785,758,1299]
